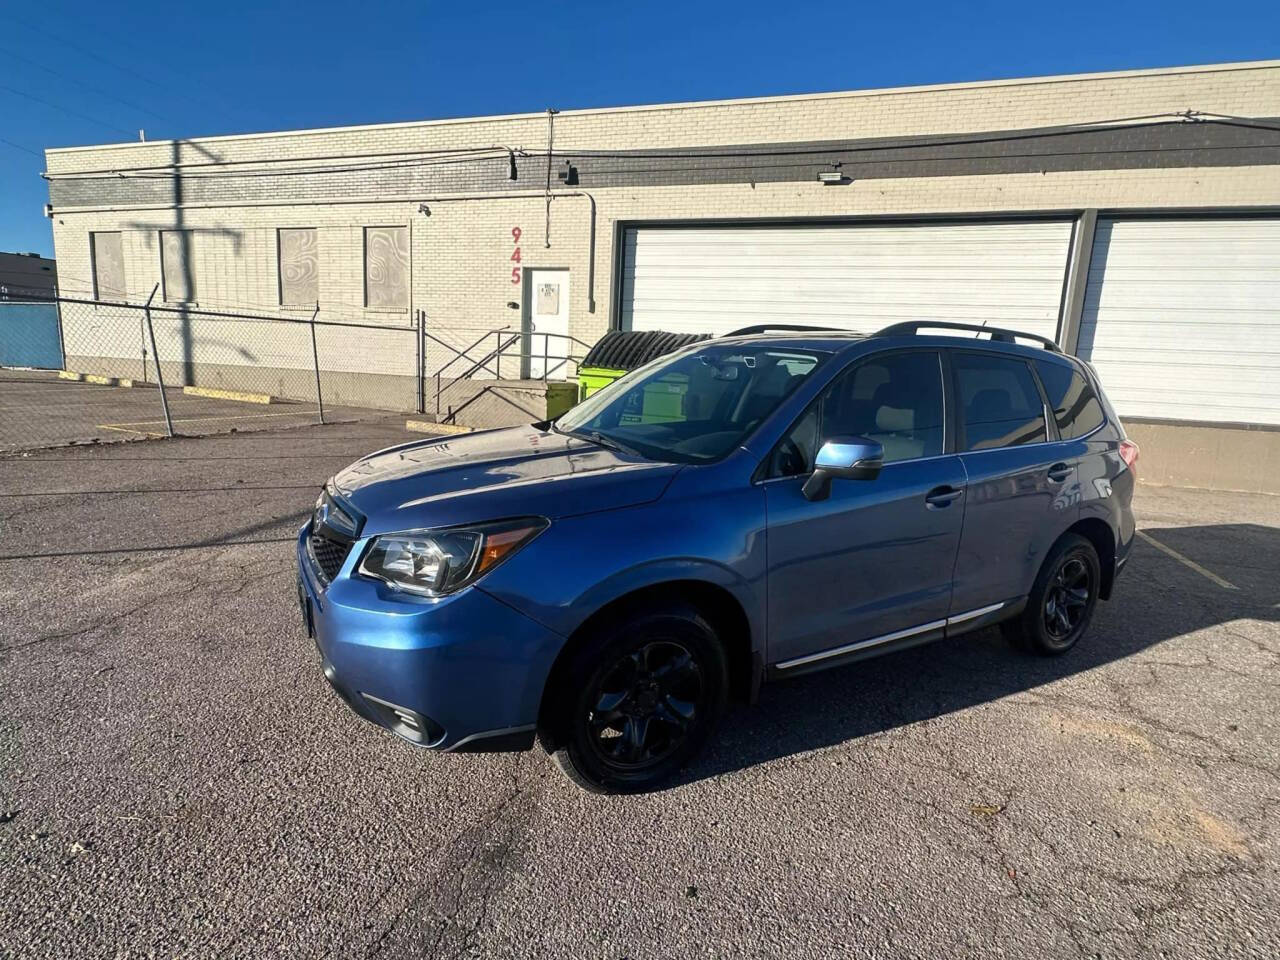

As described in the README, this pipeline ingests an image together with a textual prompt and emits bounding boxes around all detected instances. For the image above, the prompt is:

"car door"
[763,349,967,669]
[948,349,1082,617]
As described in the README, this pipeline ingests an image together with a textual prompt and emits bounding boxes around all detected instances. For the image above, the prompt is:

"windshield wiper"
[571,429,646,459]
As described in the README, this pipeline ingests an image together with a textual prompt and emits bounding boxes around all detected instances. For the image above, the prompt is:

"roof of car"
[716,322,1071,363]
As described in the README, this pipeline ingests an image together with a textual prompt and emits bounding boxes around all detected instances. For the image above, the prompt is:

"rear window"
[953,352,1047,451]
[1035,360,1105,440]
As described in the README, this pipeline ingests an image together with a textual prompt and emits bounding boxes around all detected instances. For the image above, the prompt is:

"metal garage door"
[619,220,1074,341]
[1079,218,1280,426]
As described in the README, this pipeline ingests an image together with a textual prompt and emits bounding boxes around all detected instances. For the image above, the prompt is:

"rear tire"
[1002,533,1101,656]
[549,606,728,794]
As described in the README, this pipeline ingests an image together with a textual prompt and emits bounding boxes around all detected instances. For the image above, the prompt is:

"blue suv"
[297,321,1137,793]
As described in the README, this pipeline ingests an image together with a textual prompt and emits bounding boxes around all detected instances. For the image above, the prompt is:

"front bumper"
[296,526,565,751]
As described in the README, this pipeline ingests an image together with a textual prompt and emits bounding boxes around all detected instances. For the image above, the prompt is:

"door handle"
[925,485,964,508]
[1047,462,1073,483]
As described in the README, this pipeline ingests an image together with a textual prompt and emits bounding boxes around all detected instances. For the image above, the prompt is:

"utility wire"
[0,82,133,136]
[46,115,1280,186]
[42,111,1276,184]
[0,44,180,126]
[73,149,525,182]
[47,147,531,181]
[0,137,44,158]
[48,145,533,178]
[5,12,237,123]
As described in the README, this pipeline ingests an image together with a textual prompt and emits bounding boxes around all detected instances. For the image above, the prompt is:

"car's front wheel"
[1002,532,1101,655]
[550,606,728,794]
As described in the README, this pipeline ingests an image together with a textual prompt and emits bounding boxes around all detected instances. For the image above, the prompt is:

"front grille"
[308,529,352,584]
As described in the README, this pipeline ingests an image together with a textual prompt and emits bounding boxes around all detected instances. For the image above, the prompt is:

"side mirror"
[801,436,884,501]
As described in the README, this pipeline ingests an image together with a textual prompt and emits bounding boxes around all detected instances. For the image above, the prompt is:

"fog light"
[360,692,444,745]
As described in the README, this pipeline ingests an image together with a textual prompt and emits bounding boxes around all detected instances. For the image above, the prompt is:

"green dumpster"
[576,330,710,406]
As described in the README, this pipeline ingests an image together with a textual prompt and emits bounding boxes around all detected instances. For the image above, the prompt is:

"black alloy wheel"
[550,606,728,793]
[585,640,703,769]
[1002,532,1102,656]
[1043,555,1092,645]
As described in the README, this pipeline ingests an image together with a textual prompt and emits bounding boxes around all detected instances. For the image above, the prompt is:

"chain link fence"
[0,294,422,452]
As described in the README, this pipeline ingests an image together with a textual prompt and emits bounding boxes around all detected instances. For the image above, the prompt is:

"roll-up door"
[619,220,1074,342]
[1079,218,1280,426]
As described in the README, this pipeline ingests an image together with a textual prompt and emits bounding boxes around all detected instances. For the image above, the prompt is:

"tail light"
[1118,439,1139,472]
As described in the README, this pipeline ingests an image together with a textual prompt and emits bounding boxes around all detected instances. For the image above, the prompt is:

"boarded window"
[91,232,126,300]
[278,228,318,306]
[160,230,196,302]
[364,226,409,308]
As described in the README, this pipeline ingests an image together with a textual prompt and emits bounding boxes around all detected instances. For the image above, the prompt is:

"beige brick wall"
[45,60,1280,175]
[44,61,1280,397]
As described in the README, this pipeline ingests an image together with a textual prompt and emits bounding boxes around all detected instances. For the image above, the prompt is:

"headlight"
[357,517,548,597]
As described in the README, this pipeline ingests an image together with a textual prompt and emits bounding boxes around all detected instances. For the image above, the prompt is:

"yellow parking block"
[182,385,274,405]
[59,371,135,387]
[406,419,472,435]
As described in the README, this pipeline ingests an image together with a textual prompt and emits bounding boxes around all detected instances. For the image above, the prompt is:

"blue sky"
[2,0,1276,258]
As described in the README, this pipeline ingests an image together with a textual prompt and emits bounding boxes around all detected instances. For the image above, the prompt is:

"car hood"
[332,424,681,536]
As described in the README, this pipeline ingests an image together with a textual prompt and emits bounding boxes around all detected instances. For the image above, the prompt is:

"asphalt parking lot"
[1,421,1278,959]
[0,369,395,451]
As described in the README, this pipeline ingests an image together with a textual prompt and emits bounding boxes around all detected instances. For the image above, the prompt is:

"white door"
[620,221,1074,343]
[1079,218,1280,426]
[526,269,570,380]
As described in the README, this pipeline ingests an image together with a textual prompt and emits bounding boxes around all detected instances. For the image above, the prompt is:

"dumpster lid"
[581,330,711,372]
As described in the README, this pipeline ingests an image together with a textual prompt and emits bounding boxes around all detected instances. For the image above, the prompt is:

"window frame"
[755,346,951,483]
[948,347,1057,454]
[1031,356,1109,443]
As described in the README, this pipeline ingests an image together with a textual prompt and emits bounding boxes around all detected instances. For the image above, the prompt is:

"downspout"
[416,189,596,314]
[544,108,559,249]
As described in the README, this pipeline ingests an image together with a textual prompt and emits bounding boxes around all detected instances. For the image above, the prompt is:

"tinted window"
[1035,360,1105,440]
[954,353,1047,451]
[770,351,944,476]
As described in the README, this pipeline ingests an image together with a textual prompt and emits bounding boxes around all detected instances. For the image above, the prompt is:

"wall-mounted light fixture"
[817,164,850,185]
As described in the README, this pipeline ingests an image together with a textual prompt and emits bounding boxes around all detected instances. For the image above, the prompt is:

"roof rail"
[874,320,1062,353]
[723,323,851,337]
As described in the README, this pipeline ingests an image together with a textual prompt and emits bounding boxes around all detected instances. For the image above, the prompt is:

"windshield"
[558,343,825,463]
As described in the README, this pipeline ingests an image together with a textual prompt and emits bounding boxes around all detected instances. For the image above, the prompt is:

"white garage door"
[1079,218,1280,426]
[620,221,1074,342]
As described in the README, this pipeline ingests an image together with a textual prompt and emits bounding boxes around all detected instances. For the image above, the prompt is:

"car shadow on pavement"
[679,523,1280,788]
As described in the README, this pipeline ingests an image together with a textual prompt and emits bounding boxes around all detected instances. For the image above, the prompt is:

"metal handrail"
[426,323,595,419]
[425,327,509,380]
[435,331,524,415]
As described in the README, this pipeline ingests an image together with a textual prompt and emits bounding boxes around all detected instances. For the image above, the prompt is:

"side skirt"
[766,597,1026,680]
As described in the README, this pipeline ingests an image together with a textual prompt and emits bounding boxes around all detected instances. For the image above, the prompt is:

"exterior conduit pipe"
[415,189,597,314]
[41,146,530,180]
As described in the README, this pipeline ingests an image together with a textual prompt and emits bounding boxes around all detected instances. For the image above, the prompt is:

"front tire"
[550,606,728,794]
[1002,533,1101,656]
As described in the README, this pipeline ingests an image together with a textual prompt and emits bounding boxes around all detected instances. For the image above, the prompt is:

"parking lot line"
[96,423,166,439]
[1136,529,1239,591]
[99,410,316,429]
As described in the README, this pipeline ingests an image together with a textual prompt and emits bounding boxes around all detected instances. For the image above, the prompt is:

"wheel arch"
[535,578,757,753]
[1065,516,1117,600]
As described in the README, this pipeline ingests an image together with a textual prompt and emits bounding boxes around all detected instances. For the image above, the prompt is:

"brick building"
[42,59,1280,489]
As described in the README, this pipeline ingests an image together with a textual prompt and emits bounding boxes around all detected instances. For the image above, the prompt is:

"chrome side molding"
[774,601,1007,671]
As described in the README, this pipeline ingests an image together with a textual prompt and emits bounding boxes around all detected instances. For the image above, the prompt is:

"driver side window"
[768,350,945,478]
